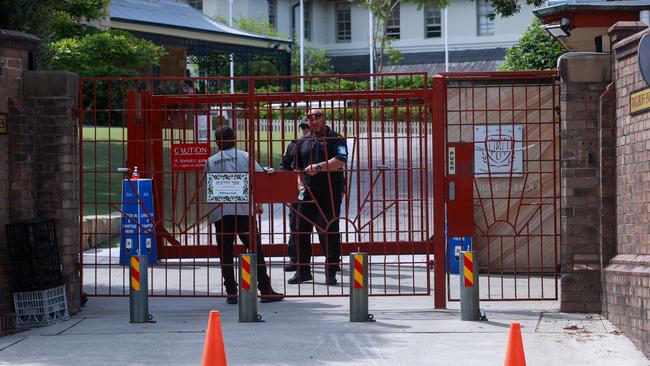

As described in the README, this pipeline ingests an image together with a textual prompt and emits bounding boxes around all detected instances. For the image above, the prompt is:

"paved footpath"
[0,296,648,366]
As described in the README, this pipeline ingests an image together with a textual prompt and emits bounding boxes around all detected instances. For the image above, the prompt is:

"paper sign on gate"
[197,115,208,142]
[171,143,210,171]
[207,173,249,203]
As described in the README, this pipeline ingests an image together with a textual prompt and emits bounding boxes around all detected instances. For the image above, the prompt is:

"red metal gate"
[441,72,560,301]
[80,74,445,301]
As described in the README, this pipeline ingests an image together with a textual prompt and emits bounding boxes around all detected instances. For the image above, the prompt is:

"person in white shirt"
[205,126,284,304]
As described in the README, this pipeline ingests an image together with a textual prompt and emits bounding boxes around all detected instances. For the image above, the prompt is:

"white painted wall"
[201,0,536,56]
[203,0,268,22]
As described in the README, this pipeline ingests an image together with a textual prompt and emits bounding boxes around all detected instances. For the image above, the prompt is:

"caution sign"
[171,143,210,171]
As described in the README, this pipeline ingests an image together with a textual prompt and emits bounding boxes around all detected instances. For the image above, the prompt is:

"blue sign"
[119,179,158,265]
[446,236,472,274]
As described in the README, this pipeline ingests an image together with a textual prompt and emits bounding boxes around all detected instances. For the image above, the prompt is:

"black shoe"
[226,295,238,305]
[326,272,338,286]
[260,290,285,303]
[284,262,298,272]
[288,271,313,284]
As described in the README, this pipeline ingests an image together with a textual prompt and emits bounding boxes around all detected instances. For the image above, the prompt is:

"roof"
[109,0,291,45]
[330,48,507,74]
[534,1,650,18]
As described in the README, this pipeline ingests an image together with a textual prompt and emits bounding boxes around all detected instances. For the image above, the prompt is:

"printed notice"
[197,115,208,142]
[171,143,210,171]
[207,173,249,203]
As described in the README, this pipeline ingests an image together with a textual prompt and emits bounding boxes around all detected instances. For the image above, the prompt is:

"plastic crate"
[10,253,63,292]
[6,219,59,259]
[13,285,69,327]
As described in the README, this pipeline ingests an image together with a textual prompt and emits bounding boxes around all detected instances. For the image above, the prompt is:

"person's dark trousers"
[296,187,343,275]
[213,215,272,295]
[287,202,299,263]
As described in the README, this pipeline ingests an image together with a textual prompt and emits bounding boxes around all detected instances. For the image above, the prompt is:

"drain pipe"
[641,10,650,27]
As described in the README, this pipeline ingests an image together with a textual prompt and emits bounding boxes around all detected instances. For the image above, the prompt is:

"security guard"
[280,118,311,272]
[289,108,347,285]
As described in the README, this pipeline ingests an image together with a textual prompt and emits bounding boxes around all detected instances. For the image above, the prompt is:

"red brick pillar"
[558,52,612,313]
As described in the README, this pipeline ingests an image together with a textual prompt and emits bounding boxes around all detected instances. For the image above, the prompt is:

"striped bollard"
[239,253,262,322]
[130,255,152,323]
[349,252,374,322]
[460,250,480,321]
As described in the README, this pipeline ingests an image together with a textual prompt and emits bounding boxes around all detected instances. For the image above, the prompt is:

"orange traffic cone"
[201,310,227,366]
[503,322,526,366]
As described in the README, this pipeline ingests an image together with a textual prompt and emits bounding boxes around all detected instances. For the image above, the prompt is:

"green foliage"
[1,0,164,78]
[291,45,334,76]
[0,0,109,39]
[234,16,289,41]
[47,29,166,76]
[499,19,565,71]
[489,0,546,19]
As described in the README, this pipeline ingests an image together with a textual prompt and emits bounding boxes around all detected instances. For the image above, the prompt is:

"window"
[336,2,351,42]
[424,5,441,38]
[268,0,277,28]
[292,1,312,41]
[304,1,312,41]
[187,0,202,11]
[477,0,494,36]
[385,4,400,39]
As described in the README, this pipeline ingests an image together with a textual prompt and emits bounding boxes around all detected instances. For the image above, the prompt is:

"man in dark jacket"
[289,108,347,286]
[280,118,311,272]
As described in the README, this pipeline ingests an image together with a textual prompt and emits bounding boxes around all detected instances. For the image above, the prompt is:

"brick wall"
[0,30,81,331]
[558,53,613,313]
[21,72,81,313]
[603,23,650,357]
[0,29,39,331]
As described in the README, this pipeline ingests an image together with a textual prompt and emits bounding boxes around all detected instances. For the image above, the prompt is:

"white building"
[193,0,538,74]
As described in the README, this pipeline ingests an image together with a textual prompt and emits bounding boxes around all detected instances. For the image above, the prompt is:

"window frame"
[187,0,202,11]
[268,0,277,28]
[335,2,352,43]
[385,3,400,40]
[477,0,495,36]
[424,5,442,39]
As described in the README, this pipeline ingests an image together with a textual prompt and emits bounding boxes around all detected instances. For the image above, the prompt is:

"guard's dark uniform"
[293,126,347,277]
[280,140,301,265]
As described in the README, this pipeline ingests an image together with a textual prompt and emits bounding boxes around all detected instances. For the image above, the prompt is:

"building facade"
[197,0,538,73]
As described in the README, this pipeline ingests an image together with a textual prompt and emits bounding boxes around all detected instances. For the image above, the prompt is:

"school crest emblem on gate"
[474,124,523,176]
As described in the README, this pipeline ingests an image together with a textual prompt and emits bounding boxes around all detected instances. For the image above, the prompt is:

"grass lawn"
[82,126,291,216]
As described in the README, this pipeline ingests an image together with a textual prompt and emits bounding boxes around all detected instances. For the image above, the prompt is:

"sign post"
[119,175,158,266]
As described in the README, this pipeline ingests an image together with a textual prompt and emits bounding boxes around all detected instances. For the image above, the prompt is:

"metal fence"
[79,74,442,300]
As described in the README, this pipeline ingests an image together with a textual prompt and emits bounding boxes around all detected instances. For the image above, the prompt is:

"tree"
[0,0,165,77]
[0,0,109,39]
[498,19,565,71]
[46,29,165,77]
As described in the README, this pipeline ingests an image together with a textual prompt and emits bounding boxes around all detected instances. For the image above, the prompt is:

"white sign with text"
[206,173,249,203]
